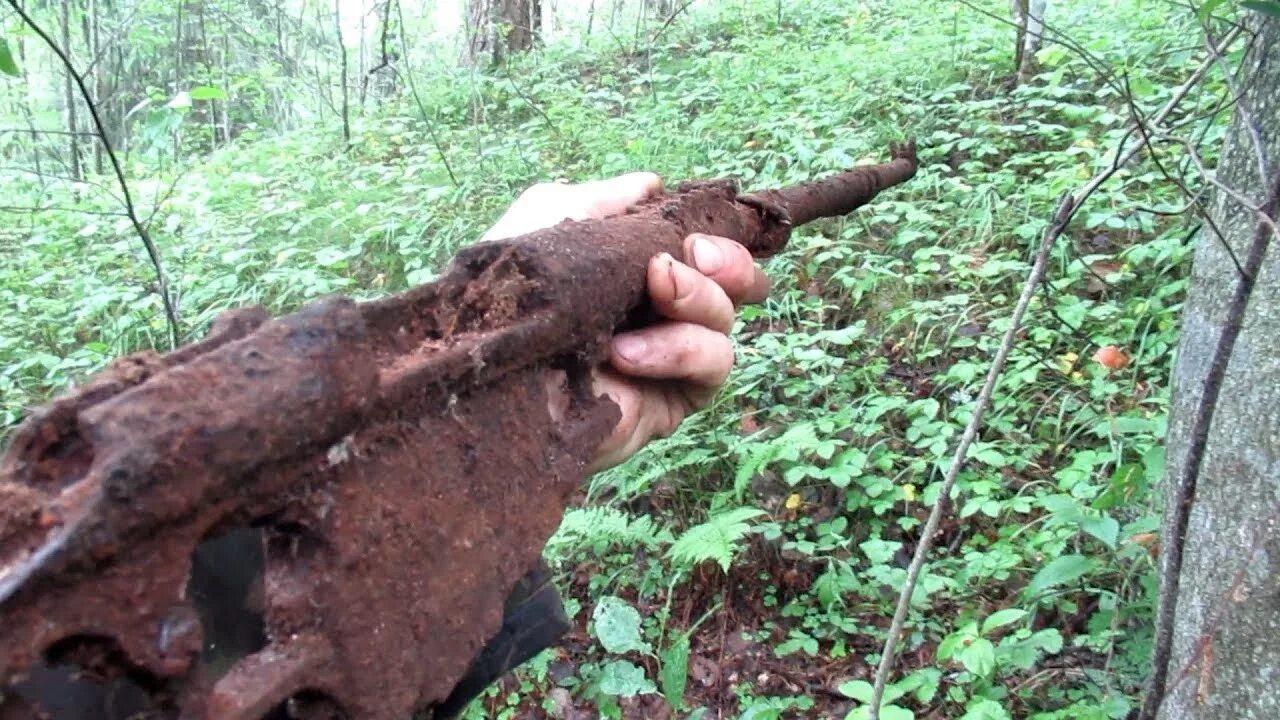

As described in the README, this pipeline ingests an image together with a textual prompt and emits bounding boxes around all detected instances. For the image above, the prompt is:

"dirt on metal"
[0,143,917,720]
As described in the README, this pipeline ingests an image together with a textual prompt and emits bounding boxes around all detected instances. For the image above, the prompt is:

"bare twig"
[1167,135,1280,244]
[1190,2,1271,186]
[867,32,1232,715]
[0,204,128,217]
[1137,167,1280,720]
[954,0,1126,95]
[0,127,99,137]
[649,0,695,47]
[6,0,180,347]
[364,0,393,81]
[503,69,561,139]
[1118,74,1248,278]
[868,193,1075,719]
[393,0,458,186]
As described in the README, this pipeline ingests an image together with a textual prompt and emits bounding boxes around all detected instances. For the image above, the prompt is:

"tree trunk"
[1157,14,1279,720]
[59,0,83,181]
[1010,0,1046,85]
[86,0,104,174]
[462,0,537,66]
[334,0,350,145]
[198,3,216,149]
[1018,0,1047,82]
[357,0,368,108]
[219,8,232,144]
[173,0,185,160]
[647,0,674,20]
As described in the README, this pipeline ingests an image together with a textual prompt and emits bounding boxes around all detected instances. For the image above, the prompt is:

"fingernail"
[661,252,689,299]
[614,335,648,363]
[691,236,725,273]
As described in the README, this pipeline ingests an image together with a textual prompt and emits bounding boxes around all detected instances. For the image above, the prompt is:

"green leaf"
[896,668,942,703]
[1197,0,1228,20]
[659,636,690,709]
[844,704,914,720]
[189,85,228,101]
[597,660,656,697]
[0,38,19,77]
[958,637,996,677]
[1242,1,1280,17]
[1142,445,1166,485]
[1081,513,1120,549]
[592,597,652,655]
[838,679,909,706]
[668,507,764,572]
[838,680,874,703]
[980,608,1027,635]
[1025,554,1097,597]
[960,698,1012,720]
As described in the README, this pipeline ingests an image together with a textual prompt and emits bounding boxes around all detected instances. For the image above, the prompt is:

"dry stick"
[6,0,180,348]
[649,0,695,46]
[393,0,458,187]
[1190,1,1271,187]
[1137,168,1280,720]
[0,204,128,217]
[866,34,1234,718]
[1173,136,1280,243]
[867,192,1072,719]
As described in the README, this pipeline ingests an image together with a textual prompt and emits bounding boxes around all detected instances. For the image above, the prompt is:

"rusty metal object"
[0,143,918,720]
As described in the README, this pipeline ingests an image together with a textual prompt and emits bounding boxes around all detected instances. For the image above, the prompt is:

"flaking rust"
[0,142,917,720]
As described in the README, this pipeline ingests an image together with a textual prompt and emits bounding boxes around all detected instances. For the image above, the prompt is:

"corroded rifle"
[0,142,918,720]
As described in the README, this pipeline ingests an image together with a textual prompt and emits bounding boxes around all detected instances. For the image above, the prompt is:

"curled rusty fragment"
[0,142,917,720]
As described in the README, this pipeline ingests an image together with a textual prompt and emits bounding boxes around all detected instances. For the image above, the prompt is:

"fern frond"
[668,507,766,572]
[546,506,673,559]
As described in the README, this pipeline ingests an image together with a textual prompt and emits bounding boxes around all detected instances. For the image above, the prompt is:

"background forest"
[2,0,1277,719]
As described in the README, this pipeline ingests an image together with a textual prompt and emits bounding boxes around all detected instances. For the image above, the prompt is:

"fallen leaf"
[1086,258,1123,295]
[1093,345,1130,370]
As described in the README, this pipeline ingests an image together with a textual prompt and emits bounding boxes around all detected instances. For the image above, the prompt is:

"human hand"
[483,173,771,473]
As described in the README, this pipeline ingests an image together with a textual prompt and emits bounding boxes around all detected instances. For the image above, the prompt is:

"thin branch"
[1118,74,1248,278]
[0,127,99,137]
[868,193,1076,719]
[392,0,458,186]
[1168,135,1280,244]
[1,164,122,199]
[503,68,561,139]
[0,204,128,217]
[1191,2,1271,187]
[363,0,393,81]
[954,0,1127,96]
[867,32,1231,714]
[5,0,180,348]
[332,0,351,146]
[1138,167,1280,720]
[649,0,695,47]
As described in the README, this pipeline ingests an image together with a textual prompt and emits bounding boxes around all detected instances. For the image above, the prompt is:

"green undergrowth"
[0,1,1231,718]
